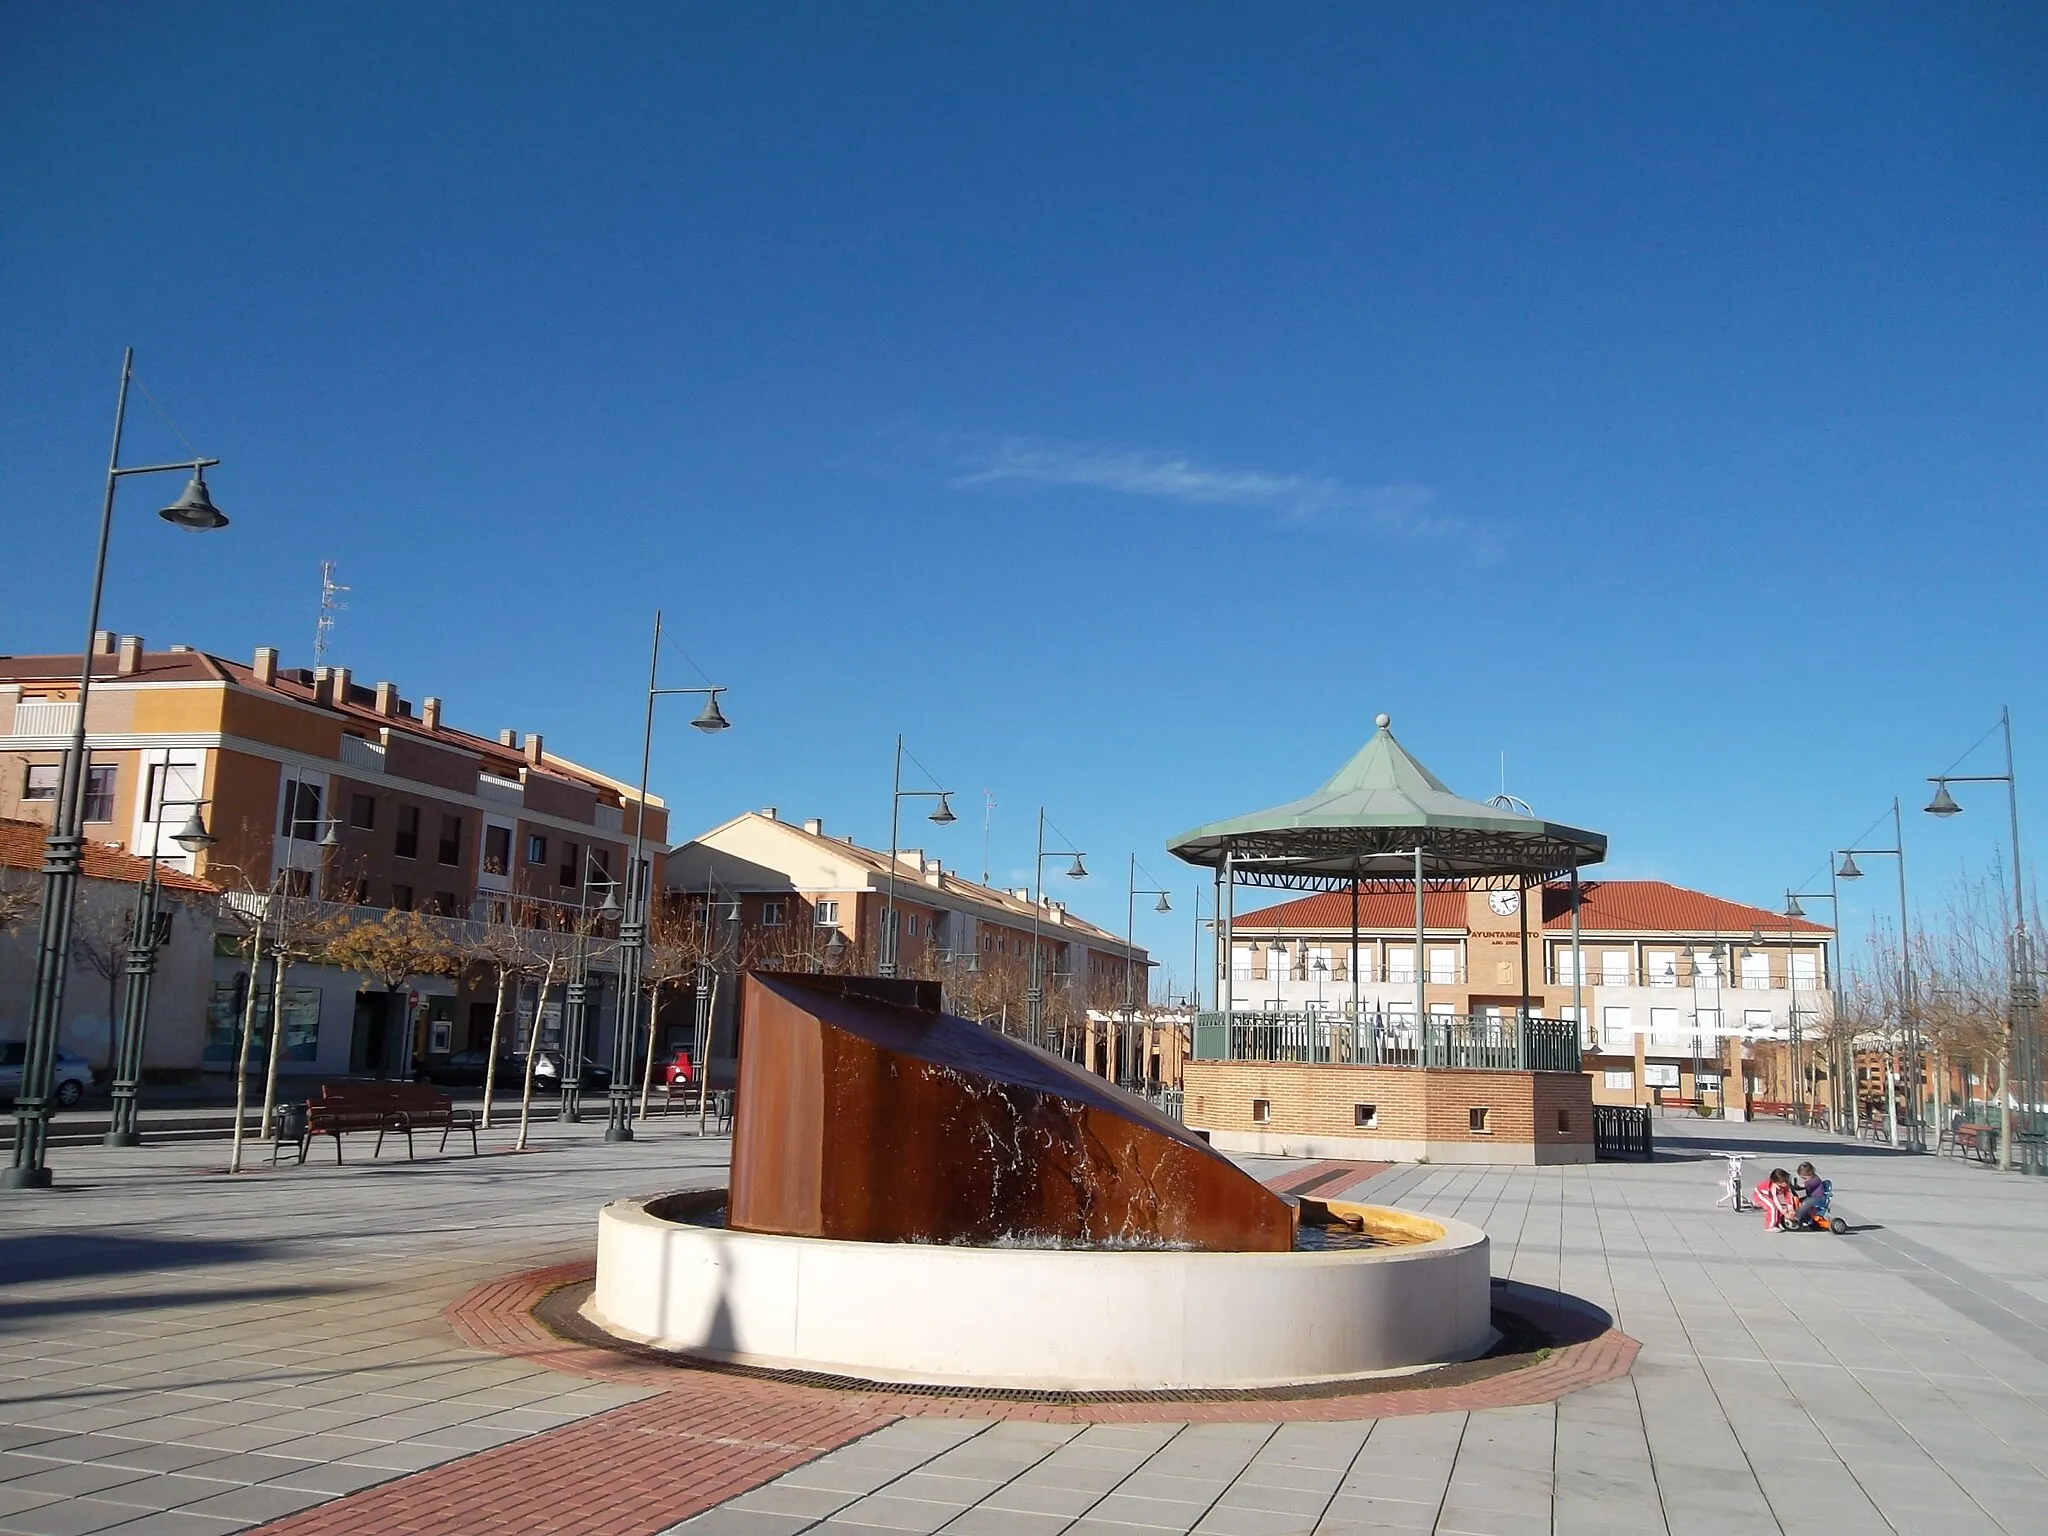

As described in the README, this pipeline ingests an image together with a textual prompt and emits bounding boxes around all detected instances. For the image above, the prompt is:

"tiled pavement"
[3,1112,2048,1533]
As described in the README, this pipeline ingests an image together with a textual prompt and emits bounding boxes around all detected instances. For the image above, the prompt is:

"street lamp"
[1122,855,1172,1089]
[1027,808,1086,1052]
[605,610,731,1143]
[104,764,215,1148]
[6,350,230,1191]
[561,850,620,1124]
[1784,882,1843,1131]
[1924,706,2032,1172]
[1837,799,1921,1149]
[880,735,954,979]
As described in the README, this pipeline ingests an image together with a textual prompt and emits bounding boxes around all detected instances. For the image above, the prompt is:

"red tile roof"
[1233,879,1829,936]
[0,818,219,895]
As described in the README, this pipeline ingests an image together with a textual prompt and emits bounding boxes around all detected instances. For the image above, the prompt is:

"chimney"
[331,665,352,705]
[761,807,779,822]
[898,848,922,869]
[168,643,192,653]
[1012,887,1031,902]
[422,696,442,731]
[311,665,333,705]
[523,733,545,765]
[498,729,518,747]
[923,858,942,886]
[253,646,278,685]
[802,817,823,836]
[116,636,144,676]
[374,681,400,718]
[93,630,118,655]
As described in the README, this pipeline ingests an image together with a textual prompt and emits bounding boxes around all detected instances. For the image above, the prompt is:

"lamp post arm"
[884,735,901,977]
[109,457,219,478]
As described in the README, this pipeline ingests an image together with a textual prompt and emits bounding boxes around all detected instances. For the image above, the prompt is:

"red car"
[661,1049,695,1089]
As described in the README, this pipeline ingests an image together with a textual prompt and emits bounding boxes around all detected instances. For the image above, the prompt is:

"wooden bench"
[1658,1096,1704,1115]
[1947,1123,1997,1164]
[1749,1099,1794,1119]
[299,1082,479,1164]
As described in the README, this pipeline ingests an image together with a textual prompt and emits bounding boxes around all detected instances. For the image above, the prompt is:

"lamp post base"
[0,1166,54,1190]
[605,1125,634,1143]
[102,1130,142,1148]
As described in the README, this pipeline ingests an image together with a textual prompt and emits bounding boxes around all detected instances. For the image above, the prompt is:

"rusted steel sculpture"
[728,971,1293,1253]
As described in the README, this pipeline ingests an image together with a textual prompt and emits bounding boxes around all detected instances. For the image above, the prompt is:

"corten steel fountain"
[590,972,1492,1390]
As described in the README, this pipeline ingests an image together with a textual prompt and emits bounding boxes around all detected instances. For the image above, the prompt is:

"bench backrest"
[316,1082,451,1113]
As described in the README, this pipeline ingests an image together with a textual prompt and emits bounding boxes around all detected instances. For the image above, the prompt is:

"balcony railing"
[8,700,80,738]
[1192,1010,1581,1074]
[1547,966,1825,991]
[1235,964,1467,986]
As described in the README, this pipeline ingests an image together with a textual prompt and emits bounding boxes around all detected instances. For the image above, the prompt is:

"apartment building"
[1228,878,1833,1106]
[0,635,669,1076]
[666,808,1155,1071]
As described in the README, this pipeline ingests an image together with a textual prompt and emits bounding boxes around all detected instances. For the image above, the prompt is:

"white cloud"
[953,438,1488,552]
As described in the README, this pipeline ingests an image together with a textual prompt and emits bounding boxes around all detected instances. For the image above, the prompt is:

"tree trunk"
[480,969,509,1130]
[386,984,408,1079]
[697,971,720,1133]
[637,979,662,1120]
[227,927,268,1175]
[258,941,292,1141]
[516,958,557,1152]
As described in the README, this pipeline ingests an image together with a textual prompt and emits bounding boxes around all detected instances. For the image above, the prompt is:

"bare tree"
[455,892,554,1129]
[0,866,38,934]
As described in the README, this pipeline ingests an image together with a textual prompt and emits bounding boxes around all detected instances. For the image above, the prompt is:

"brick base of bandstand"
[252,1166,1638,1535]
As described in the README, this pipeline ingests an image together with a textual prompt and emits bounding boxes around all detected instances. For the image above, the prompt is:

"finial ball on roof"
[1374,713,1390,729]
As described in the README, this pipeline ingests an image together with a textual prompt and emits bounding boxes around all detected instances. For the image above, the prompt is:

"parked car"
[0,1043,92,1109]
[661,1048,695,1089]
[413,1050,502,1088]
[508,1050,612,1092]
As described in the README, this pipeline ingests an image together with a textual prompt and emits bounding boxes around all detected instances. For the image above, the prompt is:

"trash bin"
[275,1100,307,1145]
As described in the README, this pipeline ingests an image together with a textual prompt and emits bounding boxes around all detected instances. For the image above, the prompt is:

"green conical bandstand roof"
[1168,715,1606,890]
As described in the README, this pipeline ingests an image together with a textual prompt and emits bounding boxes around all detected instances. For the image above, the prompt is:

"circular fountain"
[586,974,1494,1393]
[591,1192,1490,1390]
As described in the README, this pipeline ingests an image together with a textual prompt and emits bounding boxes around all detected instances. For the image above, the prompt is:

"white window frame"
[813,899,838,927]
[761,900,785,928]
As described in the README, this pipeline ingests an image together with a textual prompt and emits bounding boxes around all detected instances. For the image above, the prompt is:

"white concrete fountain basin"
[588,1195,1493,1391]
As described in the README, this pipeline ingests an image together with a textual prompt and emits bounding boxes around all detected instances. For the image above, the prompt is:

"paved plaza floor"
[1,1113,2045,1534]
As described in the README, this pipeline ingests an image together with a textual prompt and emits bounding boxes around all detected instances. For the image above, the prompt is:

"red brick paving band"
[253,1169,1639,1534]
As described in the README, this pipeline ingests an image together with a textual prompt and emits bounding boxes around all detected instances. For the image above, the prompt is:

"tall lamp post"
[1783,883,1842,1129]
[1123,855,1171,1088]
[105,775,216,1147]
[559,856,620,1124]
[1027,808,1086,1052]
[879,735,955,979]
[1925,706,2032,1172]
[604,610,730,1143]
[1837,799,1920,1149]
[6,350,230,1191]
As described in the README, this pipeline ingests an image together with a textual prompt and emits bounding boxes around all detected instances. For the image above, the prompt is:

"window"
[1603,950,1631,987]
[349,793,376,830]
[1231,946,1253,980]
[1600,1007,1633,1045]
[814,900,838,926]
[391,884,415,911]
[1603,1070,1635,1091]
[1791,952,1819,991]
[395,804,420,859]
[1387,945,1415,984]
[484,825,512,876]
[560,841,579,887]
[279,779,322,840]
[1427,947,1458,983]
[1697,1008,1722,1034]
[981,933,993,951]
[761,900,785,927]
[1648,1005,1680,1045]
[1740,952,1770,990]
[23,763,58,800]
[438,814,462,866]
[1743,1009,1771,1034]
[145,760,200,819]
[1557,1109,1571,1134]
[1251,1098,1271,1124]
[433,891,459,916]
[81,764,117,822]
[1353,1103,1378,1129]
[1468,1106,1490,1133]
[526,832,547,865]
[1647,951,1678,987]
[1554,948,1579,984]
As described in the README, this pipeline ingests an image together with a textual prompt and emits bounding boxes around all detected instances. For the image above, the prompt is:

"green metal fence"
[1191,1010,1582,1073]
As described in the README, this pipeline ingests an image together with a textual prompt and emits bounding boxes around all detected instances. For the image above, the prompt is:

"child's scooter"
[1786,1179,1848,1235]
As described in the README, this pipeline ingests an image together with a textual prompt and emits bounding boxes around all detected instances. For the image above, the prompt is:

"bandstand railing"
[1192,1010,1582,1074]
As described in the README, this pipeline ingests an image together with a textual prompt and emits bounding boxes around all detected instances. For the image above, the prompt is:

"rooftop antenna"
[1488,749,1533,816]
[314,560,349,667]
[981,789,996,886]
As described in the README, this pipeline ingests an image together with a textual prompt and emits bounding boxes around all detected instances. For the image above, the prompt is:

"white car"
[0,1042,92,1109]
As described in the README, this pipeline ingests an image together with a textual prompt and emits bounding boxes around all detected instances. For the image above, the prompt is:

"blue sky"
[4,3,2043,992]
